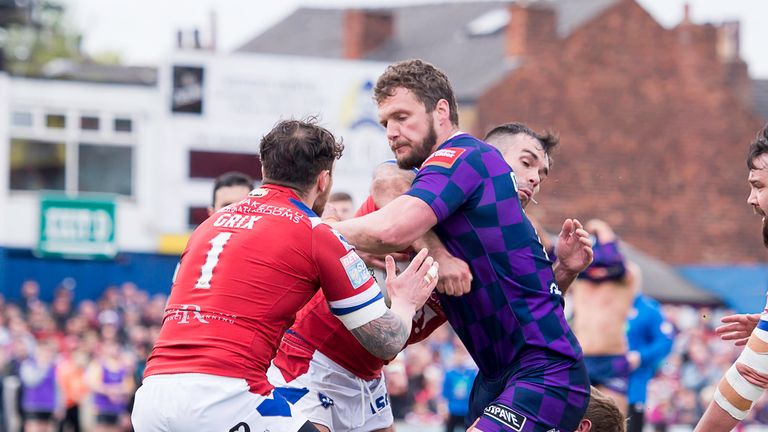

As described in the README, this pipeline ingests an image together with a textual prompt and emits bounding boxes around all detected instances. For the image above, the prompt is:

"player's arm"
[334,147,483,255]
[314,223,439,360]
[332,194,436,253]
[695,404,740,432]
[348,251,439,359]
[695,314,768,430]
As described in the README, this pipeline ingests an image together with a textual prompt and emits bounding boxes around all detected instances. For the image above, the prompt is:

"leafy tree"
[1,0,82,75]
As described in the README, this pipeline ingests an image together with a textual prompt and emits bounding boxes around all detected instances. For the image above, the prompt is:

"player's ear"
[576,418,592,432]
[434,98,451,126]
[317,169,331,193]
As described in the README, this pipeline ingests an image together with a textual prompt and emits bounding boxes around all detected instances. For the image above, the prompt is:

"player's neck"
[435,126,461,150]
[263,180,309,203]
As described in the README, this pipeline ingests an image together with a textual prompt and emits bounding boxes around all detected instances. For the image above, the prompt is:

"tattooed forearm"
[350,310,410,360]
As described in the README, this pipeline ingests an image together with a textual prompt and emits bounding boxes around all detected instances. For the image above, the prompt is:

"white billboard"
[161,53,392,206]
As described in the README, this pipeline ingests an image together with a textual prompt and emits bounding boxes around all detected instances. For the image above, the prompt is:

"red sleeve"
[354,195,378,217]
[311,224,388,330]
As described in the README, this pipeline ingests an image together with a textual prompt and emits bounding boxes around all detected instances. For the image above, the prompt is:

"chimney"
[193,28,202,49]
[506,3,558,58]
[343,9,394,60]
[716,21,740,63]
[210,10,218,51]
[682,3,691,25]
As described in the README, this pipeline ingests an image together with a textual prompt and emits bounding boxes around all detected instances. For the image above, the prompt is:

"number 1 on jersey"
[195,232,233,289]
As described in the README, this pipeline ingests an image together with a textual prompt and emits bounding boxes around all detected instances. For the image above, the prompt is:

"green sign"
[38,196,117,259]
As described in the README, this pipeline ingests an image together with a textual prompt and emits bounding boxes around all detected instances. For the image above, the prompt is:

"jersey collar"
[437,130,469,150]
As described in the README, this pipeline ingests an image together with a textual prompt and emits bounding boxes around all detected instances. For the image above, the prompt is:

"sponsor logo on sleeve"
[421,147,466,169]
[340,251,371,289]
[483,403,527,432]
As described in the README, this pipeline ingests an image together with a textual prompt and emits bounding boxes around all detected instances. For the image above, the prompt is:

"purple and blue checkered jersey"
[405,133,583,377]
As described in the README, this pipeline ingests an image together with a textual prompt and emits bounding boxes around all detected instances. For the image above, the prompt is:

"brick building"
[240,0,768,265]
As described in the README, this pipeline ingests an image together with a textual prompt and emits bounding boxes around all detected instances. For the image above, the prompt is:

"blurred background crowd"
[1,278,767,431]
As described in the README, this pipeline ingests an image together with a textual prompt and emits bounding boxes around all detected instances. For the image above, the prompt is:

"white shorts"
[267,350,393,431]
[132,373,309,432]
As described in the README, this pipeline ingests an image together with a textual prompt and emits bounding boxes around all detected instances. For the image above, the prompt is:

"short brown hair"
[374,59,459,126]
[585,387,626,432]
[747,123,768,170]
[260,118,344,192]
[485,122,559,166]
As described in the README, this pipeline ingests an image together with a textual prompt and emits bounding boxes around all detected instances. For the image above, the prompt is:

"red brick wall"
[477,0,765,264]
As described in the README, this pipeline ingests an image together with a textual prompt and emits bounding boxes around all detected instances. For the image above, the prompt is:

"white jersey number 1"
[195,232,233,289]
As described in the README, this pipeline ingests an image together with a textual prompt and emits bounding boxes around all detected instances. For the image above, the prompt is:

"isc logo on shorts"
[483,403,527,432]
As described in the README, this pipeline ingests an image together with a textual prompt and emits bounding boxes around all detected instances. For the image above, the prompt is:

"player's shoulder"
[421,134,487,170]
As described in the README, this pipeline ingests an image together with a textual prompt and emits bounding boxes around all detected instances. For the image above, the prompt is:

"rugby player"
[331,59,591,432]
[131,119,441,432]
[695,123,768,430]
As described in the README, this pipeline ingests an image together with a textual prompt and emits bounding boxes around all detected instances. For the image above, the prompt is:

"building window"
[78,143,133,195]
[80,116,100,131]
[189,150,262,180]
[46,114,66,129]
[9,139,66,191]
[12,111,33,127]
[114,118,133,133]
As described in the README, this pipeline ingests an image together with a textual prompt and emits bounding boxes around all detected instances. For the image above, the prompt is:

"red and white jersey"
[276,196,447,381]
[144,185,387,395]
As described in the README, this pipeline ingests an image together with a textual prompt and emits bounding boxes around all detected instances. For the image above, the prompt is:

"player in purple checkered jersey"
[332,59,591,432]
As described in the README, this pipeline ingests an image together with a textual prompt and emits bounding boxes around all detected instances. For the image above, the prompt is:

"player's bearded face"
[763,217,768,248]
[756,206,768,247]
[394,118,438,170]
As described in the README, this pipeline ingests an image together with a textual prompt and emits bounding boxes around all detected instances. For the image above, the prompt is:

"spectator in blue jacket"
[626,292,675,432]
[441,338,476,432]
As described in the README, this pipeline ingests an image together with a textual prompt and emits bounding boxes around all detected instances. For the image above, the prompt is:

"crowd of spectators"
[4,279,768,431]
[0,279,165,431]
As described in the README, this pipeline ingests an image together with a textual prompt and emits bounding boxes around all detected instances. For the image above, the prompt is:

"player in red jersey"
[131,119,441,432]
[268,123,593,432]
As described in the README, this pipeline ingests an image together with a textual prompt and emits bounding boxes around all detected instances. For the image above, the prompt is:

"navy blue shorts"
[583,354,630,395]
[466,358,590,432]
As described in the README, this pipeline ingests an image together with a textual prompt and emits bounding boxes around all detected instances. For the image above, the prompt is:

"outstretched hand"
[716,313,760,346]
